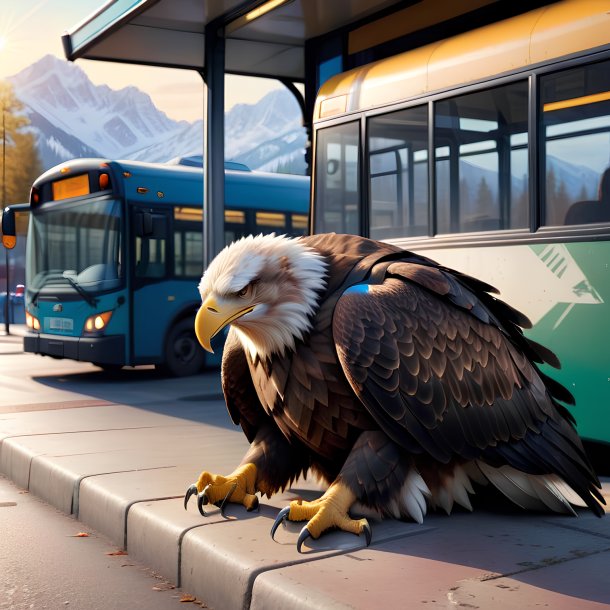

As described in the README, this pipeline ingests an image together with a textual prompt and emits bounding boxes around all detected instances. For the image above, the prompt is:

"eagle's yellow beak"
[195,294,254,353]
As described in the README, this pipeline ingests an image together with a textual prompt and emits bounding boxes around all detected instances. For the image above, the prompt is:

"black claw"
[197,484,211,516]
[362,522,372,547]
[247,495,260,512]
[197,493,207,516]
[296,526,311,553]
[184,484,198,510]
[219,483,237,518]
[270,506,291,541]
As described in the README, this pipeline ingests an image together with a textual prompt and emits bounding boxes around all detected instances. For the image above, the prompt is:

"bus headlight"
[26,312,41,331]
[84,311,113,335]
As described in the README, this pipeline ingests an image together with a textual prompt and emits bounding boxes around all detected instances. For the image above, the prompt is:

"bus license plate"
[47,317,74,331]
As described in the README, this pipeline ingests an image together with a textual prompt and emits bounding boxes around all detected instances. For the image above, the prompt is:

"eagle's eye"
[235,279,259,299]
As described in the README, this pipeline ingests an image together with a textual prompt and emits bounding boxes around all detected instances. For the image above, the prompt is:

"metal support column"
[203,23,226,269]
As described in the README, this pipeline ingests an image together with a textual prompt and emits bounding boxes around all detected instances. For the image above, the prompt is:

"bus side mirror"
[135,211,154,237]
[2,207,16,249]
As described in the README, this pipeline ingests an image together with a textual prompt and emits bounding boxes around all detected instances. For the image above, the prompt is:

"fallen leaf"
[152,583,176,592]
[180,594,197,603]
[106,550,128,556]
[72,532,89,537]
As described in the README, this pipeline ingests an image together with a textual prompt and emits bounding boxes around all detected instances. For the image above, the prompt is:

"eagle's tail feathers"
[399,470,430,523]
[452,463,475,511]
[426,464,476,515]
[550,477,588,507]
[477,461,578,515]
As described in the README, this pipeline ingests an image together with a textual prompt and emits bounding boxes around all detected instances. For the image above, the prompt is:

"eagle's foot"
[184,462,259,517]
[270,480,371,552]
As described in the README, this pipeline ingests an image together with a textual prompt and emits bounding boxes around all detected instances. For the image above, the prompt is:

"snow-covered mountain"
[226,89,307,173]
[8,55,307,173]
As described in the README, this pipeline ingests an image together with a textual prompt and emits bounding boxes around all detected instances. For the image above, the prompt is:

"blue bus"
[1,158,310,376]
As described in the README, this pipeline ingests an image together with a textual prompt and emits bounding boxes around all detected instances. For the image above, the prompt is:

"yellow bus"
[310,0,610,450]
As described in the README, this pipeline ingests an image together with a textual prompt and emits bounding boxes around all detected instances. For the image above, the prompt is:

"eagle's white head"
[196,234,327,360]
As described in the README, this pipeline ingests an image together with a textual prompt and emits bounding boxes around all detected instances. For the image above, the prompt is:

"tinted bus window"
[174,206,203,278]
[368,105,429,239]
[291,212,309,233]
[541,60,610,226]
[224,209,247,243]
[135,213,167,279]
[435,81,529,234]
[28,199,122,294]
[256,211,286,232]
[314,122,360,234]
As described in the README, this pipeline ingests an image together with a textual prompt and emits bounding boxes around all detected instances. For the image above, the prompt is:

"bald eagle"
[184,233,605,551]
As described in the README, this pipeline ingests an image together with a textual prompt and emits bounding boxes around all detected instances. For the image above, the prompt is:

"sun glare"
[0,36,6,53]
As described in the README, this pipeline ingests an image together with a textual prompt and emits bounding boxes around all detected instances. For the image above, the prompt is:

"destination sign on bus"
[51,174,90,201]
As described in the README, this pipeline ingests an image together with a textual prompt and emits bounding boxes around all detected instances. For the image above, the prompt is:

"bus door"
[131,207,171,363]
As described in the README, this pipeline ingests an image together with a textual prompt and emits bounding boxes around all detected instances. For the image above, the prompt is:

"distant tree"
[459,178,469,210]
[474,176,494,216]
[545,165,561,224]
[512,175,529,228]
[274,154,307,176]
[0,81,42,205]
[556,179,570,218]
[577,184,589,201]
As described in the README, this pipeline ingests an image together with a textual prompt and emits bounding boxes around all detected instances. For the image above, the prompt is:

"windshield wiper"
[29,272,97,308]
[61,273,98,307]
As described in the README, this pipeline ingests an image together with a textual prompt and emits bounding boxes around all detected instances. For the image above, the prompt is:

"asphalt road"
[0,474,203,610]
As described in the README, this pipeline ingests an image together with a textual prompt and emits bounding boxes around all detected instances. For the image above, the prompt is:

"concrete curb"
[2,397,610,609]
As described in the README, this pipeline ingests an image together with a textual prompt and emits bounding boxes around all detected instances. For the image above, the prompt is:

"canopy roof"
[63,0,409,80]
[64,0,543,81]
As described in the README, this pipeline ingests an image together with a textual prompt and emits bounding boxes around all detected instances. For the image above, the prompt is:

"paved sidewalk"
[1,332,609,609]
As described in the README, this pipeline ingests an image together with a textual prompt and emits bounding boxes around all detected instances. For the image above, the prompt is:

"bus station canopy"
[62,0,527,82]
[63,0,398,80]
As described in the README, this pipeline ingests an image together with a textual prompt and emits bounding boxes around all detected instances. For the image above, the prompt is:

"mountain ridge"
[8,54,307,173]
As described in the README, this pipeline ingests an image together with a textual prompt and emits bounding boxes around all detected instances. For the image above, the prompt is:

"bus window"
[28,199,122,294]
[256,211,287,233]
[135,212,167,279]
[314,122,360,234]
[368,105,428,239]
[541,60,610,226]
[174,206,203,278]
[291,213,309,234]
[435,81,529,234]
[225,209,248,243]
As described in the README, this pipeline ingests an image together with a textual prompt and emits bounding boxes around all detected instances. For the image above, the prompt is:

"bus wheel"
[158,317,205,377]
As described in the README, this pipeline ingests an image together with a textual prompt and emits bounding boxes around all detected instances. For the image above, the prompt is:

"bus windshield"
[27,197,122,297]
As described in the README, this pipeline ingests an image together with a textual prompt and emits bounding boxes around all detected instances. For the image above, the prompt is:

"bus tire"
[157,317,205,377]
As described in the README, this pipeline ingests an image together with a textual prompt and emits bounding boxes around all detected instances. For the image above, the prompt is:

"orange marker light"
[2,235,16,249]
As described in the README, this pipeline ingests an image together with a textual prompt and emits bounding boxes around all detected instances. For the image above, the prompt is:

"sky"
[0,0,285,122]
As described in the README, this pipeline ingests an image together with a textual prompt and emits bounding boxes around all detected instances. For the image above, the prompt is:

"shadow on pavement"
[30,364,233,429]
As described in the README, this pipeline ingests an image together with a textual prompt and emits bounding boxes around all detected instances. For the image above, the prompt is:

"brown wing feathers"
[333,255,602,514]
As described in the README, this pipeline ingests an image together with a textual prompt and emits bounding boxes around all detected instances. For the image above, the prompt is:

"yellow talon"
[271,480,371,547]
[187,463,259,512]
